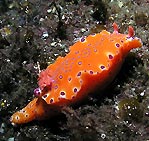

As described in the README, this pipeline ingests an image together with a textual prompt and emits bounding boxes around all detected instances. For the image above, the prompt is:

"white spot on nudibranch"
[89,70,94,75]
[59,91,66,98]
[78,61,82,65]
[107,53,114,60]
[19,109,26,113]
[73,88,78,93]
[68,77,72,82]
[59,75,63,79]
[80,36,87,43]
[50,98,54,103]
[73,87,80,94]
[15,116,20,120]
[25,114,29,118]
[42,93,50,100]
[77,71,81,77]
[90,33,96,37]
[115,43,120,48]
[100,65,106,70]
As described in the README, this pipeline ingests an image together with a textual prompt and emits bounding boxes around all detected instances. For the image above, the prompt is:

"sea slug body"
[10,23,142,125]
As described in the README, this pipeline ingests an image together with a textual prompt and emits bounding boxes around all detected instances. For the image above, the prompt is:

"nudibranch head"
[112,23,142,55]
[38,69,54,91]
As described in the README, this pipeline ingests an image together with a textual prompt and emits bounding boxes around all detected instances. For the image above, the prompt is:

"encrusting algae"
[10,23,142,125]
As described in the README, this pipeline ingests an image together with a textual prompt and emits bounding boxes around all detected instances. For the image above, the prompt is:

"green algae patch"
[118,98,144,122]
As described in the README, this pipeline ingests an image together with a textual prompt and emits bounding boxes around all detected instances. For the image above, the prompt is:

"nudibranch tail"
[124,30,142,53]
[10,97,61,125]
[10,98,38,125]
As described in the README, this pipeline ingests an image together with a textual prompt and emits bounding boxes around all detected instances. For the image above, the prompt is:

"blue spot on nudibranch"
[90,70,93,74]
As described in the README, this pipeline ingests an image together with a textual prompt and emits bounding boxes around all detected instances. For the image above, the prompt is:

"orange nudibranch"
[10,23,142,125]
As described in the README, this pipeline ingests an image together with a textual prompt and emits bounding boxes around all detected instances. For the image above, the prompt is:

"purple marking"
[34,88,41,97]
[72,96,75,99]
[126,36,135,40]
[91,33,96,36]
[75,51,79,54]
[43,94,48,98]
[77,72,81,77]
[54,85,58,89]
[50,98,54,103]
[68,77,71,81]
[60,91,65,96]
[108,54,113,59]
[74,88,78,93]
[94,49,97,52]
[90,70,93,74]
[115,43,120,48]
[78,61,82,65]
[87,43,91,46]
[100,65,105,70]
[65,61,68,65]
[121,40,124,43]
[80,37,86,42]
[25,114,28,117]
[59,75,63,79]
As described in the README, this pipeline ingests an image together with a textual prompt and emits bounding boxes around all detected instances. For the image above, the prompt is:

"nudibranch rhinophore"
[10,23,142,125]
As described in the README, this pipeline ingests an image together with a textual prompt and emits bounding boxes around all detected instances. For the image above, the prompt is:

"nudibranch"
[10,23,142,125]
